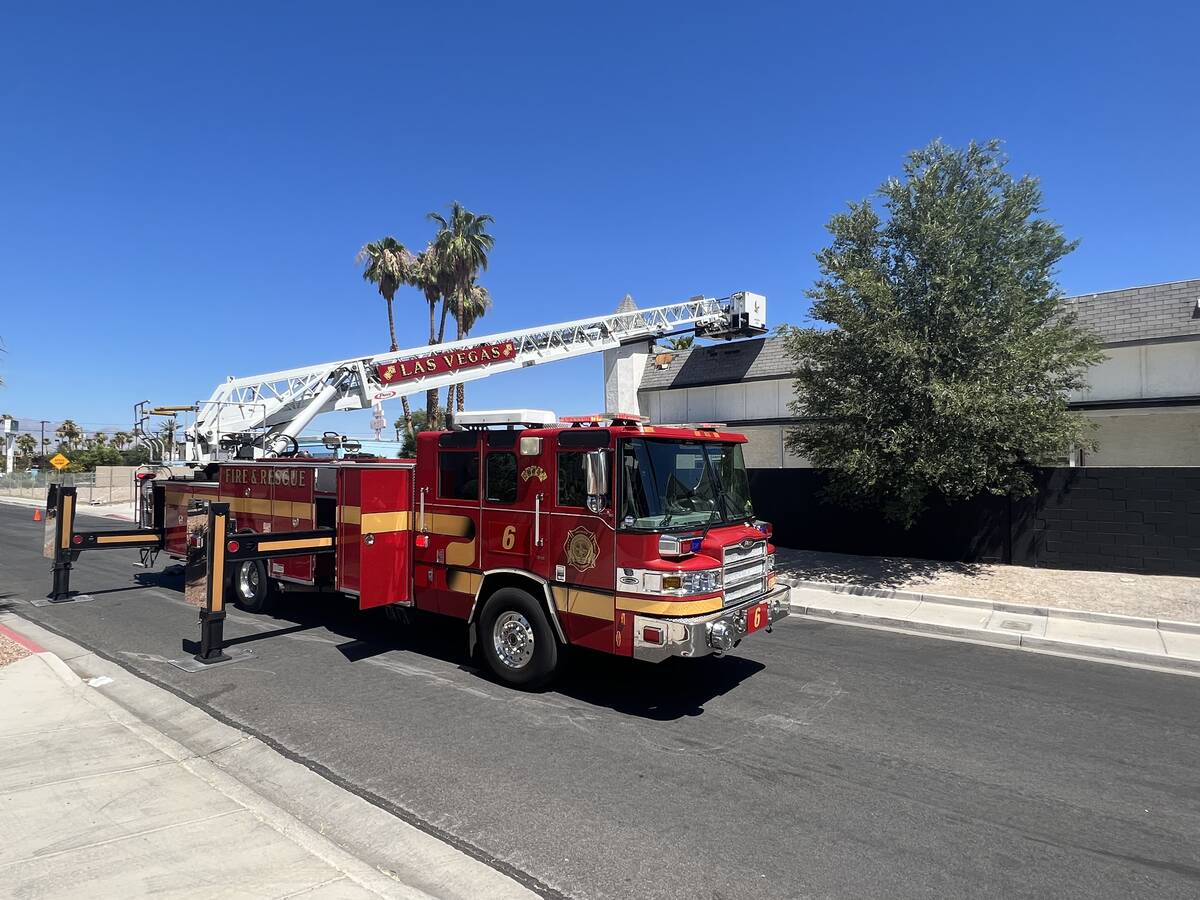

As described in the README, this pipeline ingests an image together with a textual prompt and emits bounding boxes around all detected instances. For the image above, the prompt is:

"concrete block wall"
[749,466,1200,577]
[1033,468,1200,576]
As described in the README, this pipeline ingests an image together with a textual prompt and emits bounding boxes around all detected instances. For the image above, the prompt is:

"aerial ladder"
[175,291,767,462]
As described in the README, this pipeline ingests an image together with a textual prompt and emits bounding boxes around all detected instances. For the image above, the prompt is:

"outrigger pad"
[28,594,94,607]
[167,646,254,672]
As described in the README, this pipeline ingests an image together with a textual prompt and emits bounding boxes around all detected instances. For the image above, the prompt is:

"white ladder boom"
[186,291,766,461]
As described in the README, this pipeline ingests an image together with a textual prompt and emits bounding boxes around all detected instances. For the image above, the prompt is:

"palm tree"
[159,419,177,461]
[56,420,81,448]
[394,417,404,442]
[460,280,492,336]
[16,433,36,458]
[93,432,108,448]
[665,335,695,351]
[358,236,418,437]
[112,431,131,450]
[411,246,454,425]
[440,280,494,415]
[428,203,494,412]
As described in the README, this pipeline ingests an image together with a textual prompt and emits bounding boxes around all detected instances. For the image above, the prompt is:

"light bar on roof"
[452,409,557,427]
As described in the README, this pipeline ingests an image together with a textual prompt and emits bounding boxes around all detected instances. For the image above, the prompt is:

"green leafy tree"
[782,139,1103,526]
[401,407,439,456]
[359,236,419,438]
[665,335,695,351]
[428,203,495,412]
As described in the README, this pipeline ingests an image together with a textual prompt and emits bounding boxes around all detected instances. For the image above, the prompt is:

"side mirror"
[584,450,610,513]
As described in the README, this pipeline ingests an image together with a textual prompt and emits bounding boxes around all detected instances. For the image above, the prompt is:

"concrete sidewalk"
[0,618,536,900]
[786,580,1200,677]
[0,494,135,520]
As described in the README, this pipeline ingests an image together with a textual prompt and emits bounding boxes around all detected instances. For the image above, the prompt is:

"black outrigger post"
[42,484,165,603]
[43,484,75,602]
[177,501,335,669]
[190,502,232,664]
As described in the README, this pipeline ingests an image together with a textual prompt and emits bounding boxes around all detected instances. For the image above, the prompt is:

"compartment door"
[354,467,413,610]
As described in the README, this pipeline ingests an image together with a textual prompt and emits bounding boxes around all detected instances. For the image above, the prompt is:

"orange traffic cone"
[33,508,42,522]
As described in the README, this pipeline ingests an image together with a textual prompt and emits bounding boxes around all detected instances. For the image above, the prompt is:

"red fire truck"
[48,292,787,687]
[139,410,787,687]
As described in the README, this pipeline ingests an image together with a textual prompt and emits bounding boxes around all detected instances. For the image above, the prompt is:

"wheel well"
[473,572,544,621]
[471,571,564,643]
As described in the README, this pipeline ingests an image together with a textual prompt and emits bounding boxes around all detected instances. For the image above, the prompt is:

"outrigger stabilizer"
[40,487,334,668]
[180,501,334,667]
[41,485,163,603]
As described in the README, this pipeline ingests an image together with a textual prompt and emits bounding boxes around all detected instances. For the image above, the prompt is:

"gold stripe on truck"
[615,595,724,616]
[94,534,160,545]
[552,587,615,621]
[446,569,483,595]
[361,511,410,533]
[256,536,335,553]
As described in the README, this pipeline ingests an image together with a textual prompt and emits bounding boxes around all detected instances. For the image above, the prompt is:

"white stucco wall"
[1074,342,1200,403]
[640,379,797,425]
[639,340,1200,468]
[1083,410,1200,466]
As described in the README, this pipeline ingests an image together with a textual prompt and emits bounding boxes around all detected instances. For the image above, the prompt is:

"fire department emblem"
[520,465,547,483]
[564,526,599,572]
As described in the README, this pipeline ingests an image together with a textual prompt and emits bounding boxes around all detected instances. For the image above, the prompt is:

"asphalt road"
[2,503,1199,900]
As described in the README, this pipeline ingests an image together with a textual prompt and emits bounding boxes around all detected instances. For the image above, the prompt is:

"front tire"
[478,587,560,690]
[232,559,272,613]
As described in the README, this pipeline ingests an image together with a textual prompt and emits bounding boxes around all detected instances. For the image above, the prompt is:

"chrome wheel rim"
[238,562,260,600]
[493,611,535,670]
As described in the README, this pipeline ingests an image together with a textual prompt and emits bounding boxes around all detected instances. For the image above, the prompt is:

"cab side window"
[557,452,587,508]
[486,453,517,503]
[439,451,479,501]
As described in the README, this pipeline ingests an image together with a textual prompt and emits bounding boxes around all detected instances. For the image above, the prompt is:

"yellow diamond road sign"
[49,453,70,471]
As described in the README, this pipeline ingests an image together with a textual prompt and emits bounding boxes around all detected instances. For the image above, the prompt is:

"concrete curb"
[784,578,1200,678]
[0,613,539,900]
[784,577,1199,633]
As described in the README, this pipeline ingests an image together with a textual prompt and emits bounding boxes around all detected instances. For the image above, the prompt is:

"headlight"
[648,568,722,595]
[659,534,702,558]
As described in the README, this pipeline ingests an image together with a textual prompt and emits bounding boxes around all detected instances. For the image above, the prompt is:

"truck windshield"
[618,438,755,530]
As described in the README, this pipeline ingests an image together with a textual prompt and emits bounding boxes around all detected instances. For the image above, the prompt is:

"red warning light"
[227,540,240,554]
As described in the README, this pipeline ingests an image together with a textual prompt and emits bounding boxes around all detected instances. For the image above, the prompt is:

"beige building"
[614,278,1200,468]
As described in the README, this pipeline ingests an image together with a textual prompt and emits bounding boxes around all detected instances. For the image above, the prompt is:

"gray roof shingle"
[640,279,1200,390]
[640,337,793,390]
[1063,279,1200,346]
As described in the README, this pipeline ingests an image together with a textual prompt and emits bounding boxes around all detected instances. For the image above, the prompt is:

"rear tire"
[478,587,559,690]
[232,559,272,613]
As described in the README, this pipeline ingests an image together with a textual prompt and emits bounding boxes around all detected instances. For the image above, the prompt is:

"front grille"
[722,540,767,607]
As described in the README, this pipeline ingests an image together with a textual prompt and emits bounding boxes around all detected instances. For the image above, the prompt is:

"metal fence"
[0,470,104,503]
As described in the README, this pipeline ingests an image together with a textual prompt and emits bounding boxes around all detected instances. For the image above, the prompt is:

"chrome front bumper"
[631,583,791,662]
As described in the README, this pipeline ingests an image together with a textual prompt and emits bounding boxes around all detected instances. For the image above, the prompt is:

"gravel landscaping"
[0,632,31,668]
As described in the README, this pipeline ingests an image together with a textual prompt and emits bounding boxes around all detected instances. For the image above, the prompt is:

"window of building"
[557,451,587,508]
[486,453,517,503]
[439,451,479,501]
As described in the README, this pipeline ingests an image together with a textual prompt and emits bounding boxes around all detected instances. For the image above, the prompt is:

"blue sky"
[1,1,1197,438]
